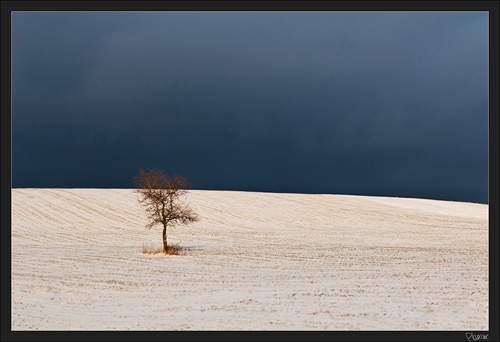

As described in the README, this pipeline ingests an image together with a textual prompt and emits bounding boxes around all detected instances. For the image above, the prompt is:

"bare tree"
[134,168,198,254]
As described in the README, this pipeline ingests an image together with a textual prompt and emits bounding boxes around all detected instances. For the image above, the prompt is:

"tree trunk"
[162,225,168,253]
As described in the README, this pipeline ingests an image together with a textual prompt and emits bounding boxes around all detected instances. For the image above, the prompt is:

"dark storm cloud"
[12,11,488,203]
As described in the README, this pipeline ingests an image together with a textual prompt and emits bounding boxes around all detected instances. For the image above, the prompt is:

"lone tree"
[134,168,199,254]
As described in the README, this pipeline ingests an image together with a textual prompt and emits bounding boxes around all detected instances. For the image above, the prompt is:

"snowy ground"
[11,189,488,330]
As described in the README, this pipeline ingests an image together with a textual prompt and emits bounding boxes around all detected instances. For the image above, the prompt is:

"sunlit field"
[11,189,488,330]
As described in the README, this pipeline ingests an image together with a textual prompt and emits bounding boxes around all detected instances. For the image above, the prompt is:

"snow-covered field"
[11,189,488,330]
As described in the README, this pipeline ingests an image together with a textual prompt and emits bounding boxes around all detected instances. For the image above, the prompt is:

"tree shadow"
[180,245,204,253]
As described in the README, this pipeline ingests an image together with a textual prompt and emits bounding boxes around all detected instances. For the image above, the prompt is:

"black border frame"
[1,1,498,341]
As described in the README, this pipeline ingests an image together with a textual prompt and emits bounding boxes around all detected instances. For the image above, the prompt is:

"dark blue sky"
[11,11,489,203]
